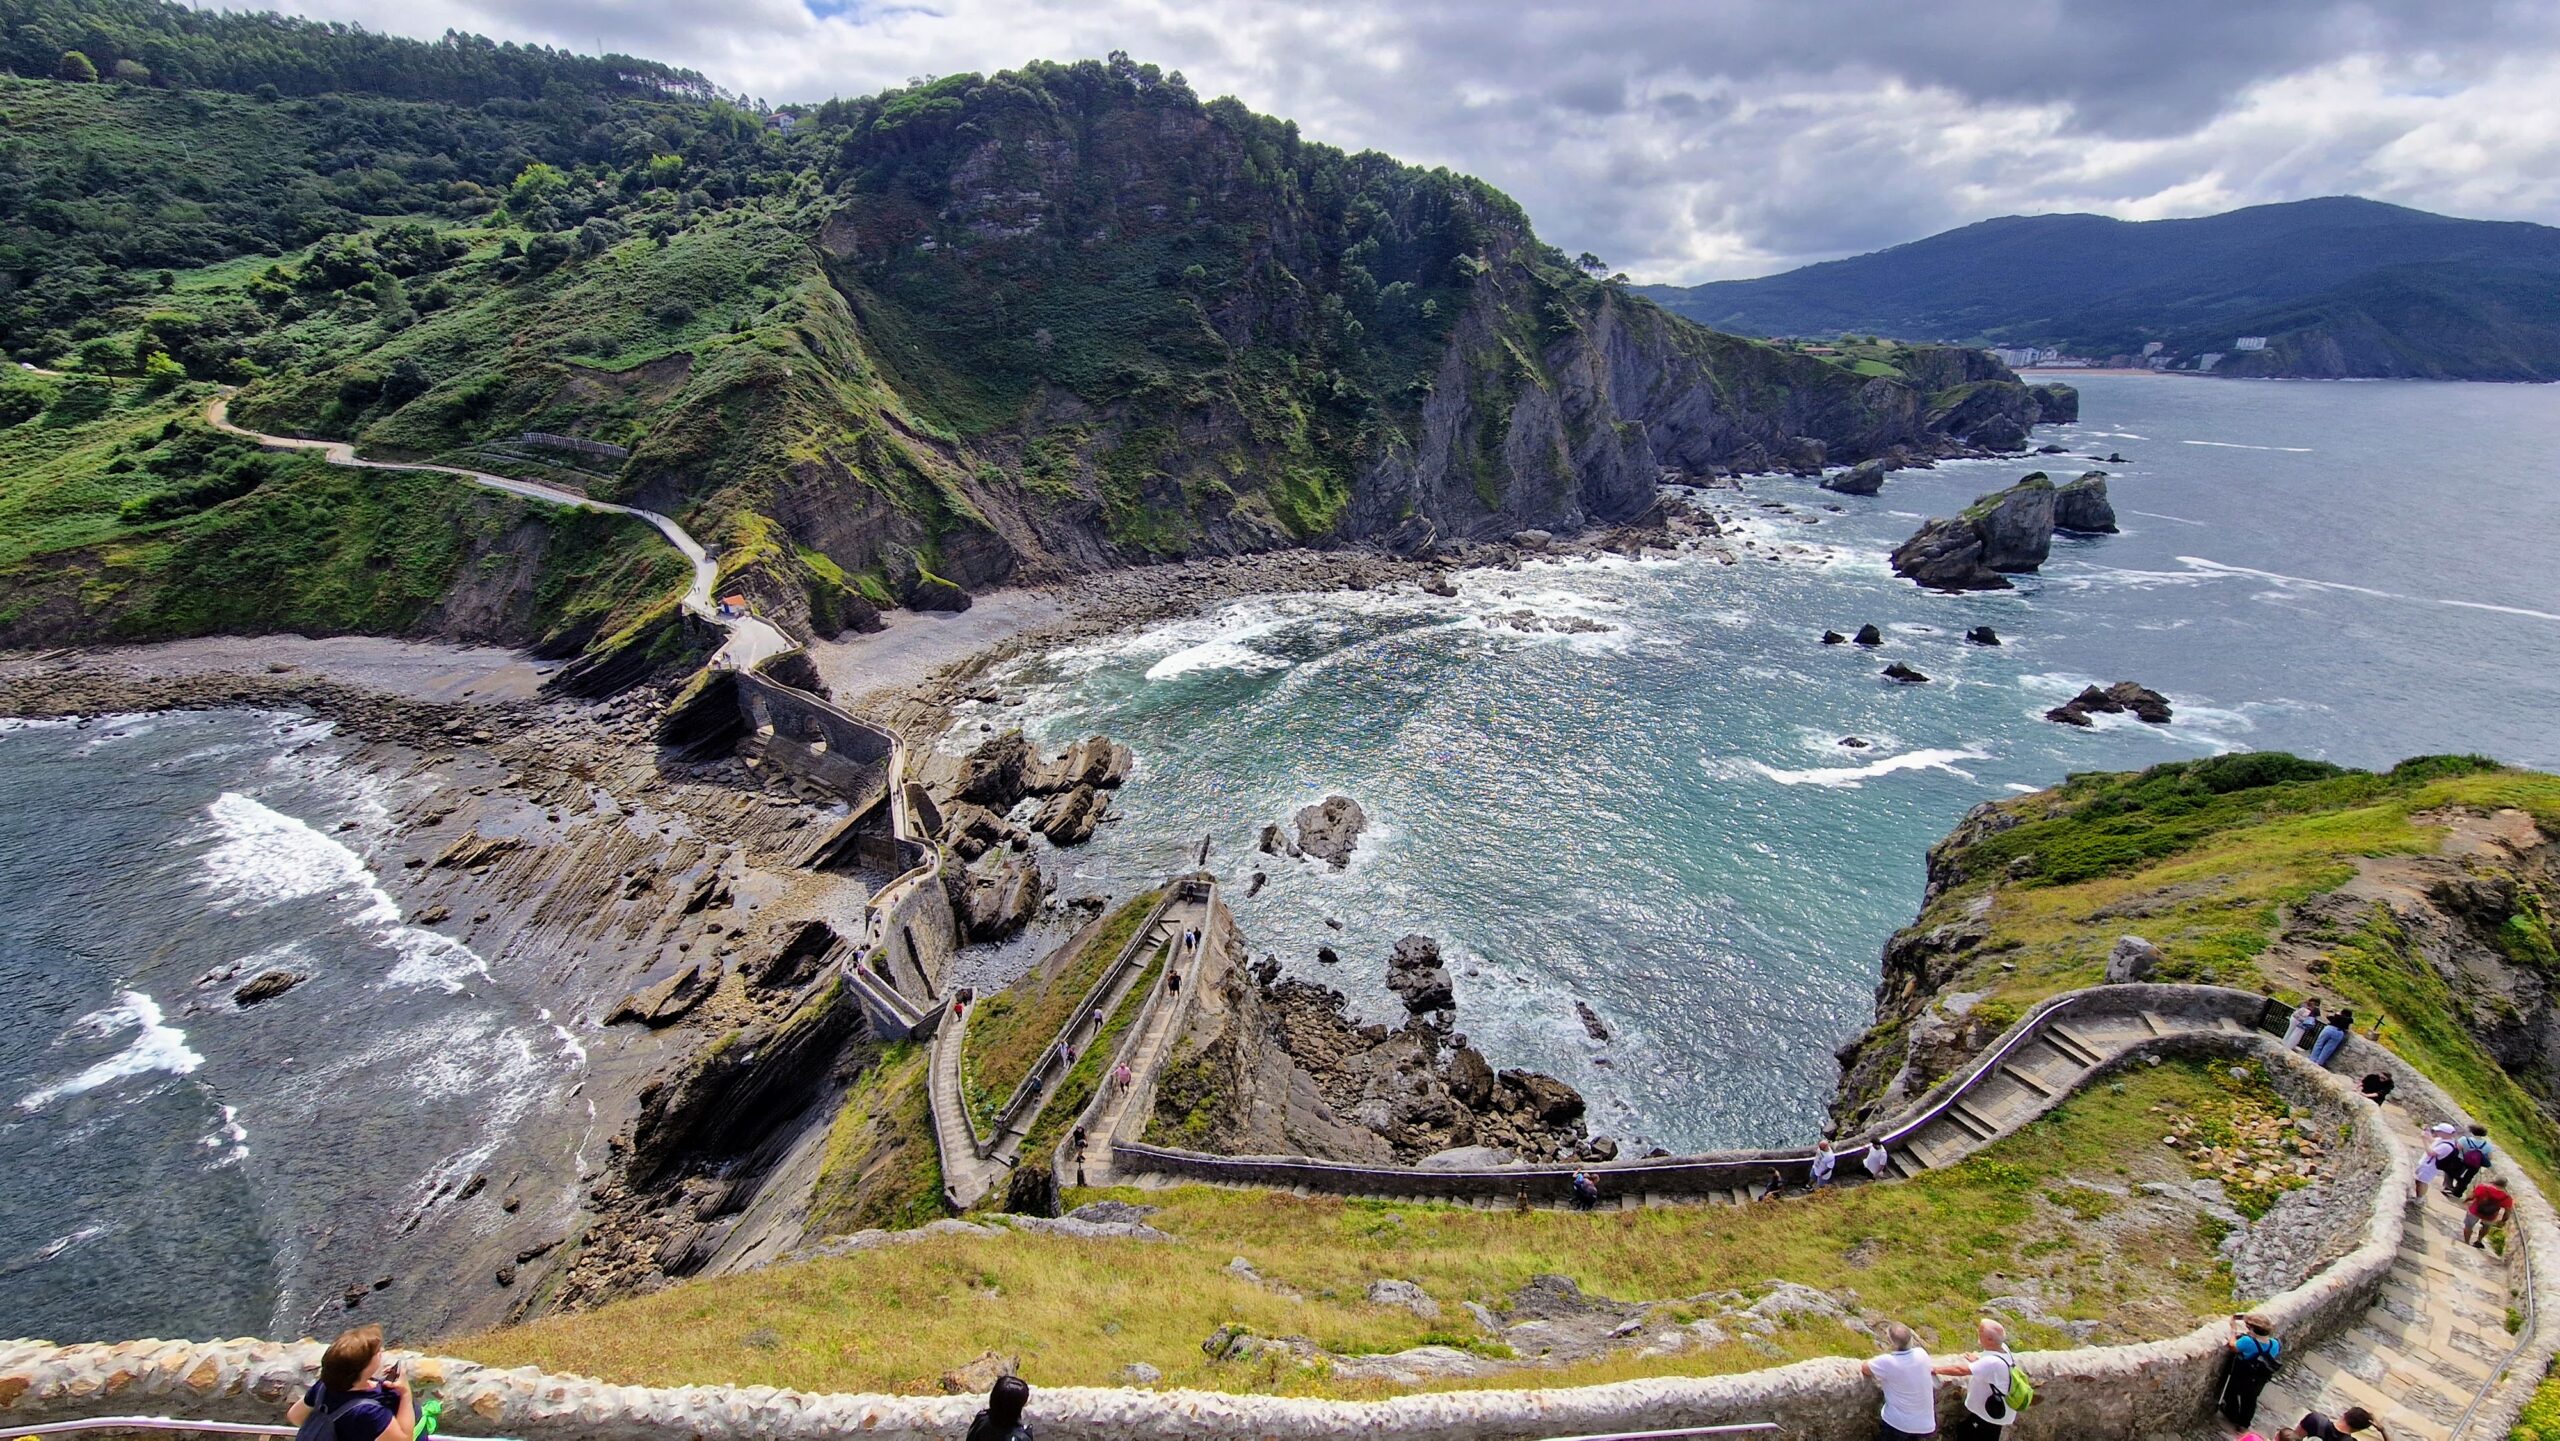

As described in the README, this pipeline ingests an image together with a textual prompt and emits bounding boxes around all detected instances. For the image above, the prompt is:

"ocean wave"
[2120,508,2207,528]
[2174,557,2560,624]
[201,792,489,992]
[1732,746,1990,789]
[0,1223,110,1277]
[18,991,203,1111]
[2180,440,2313,452]
[0,716,81,735]
[198,1103,250,1167]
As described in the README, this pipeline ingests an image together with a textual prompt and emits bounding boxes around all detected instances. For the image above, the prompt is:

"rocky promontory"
[2053,471,2119,533]
[1888,472,2063,590]
[2045,681,2172,727]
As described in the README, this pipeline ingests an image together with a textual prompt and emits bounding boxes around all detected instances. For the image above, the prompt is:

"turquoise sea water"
[980,376,2560,1155]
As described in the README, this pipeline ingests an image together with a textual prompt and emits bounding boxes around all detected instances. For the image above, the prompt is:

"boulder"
[942,802,1027,861]
[1575,1000,1612,1042]
[1973,474,2057,570]
[1420,571,1459,598]
[1026,735,1135,794]
[1498,1069,1587,1126]
[1385,933,1456,1015]
[1292,794,1368,868]
[1882,662,1931,684]
[232,969,306,1007]
[1821,629,1847,645]
[1821,459,1888,496]
[1418,1143,1516,1170]
[905,572,972,613]
[1840,736,1871,749]
[1965,626,2002,646]
[2053,472,2119,533]
[2029,382,2081,423]
[2105,935,2164,984]
[1031,783,1109,846]
[608,959,718,1027]
[956,731,1034,808]
[2046,681,2173,727]
[1367,1279,1442,1320]
[957,856,1046,942]
[937,1351,1016,1395]
[1443,1043,1496,1107]
[1971,415,2030,451]
[1853,623,1884,647]
[1888,517,2005,591]
[1257,822,1292,857]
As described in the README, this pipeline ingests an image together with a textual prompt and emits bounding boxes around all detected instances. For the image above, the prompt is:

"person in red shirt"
[2465,1173,2515,1249]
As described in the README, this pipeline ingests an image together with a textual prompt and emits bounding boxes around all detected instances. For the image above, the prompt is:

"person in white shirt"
[1863,1322,1938,1438]
[1810,1140,1838,1187]
[1865,1143,1892,1180]
[1933,1316,2018,1438]
[2282,998,2322,1050]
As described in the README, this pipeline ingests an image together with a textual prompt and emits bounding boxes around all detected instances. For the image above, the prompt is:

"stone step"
[1887,1148,1925,1180]
[1946,1098,2003,1141]
[1905,1131,1963,1170]
[2041,1024,2105,1069]
[2001,1062,2057,1098]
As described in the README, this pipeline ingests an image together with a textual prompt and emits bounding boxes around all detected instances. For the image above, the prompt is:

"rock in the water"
[1882,661,1931,684]
[1420,571,1459,598]
[2029,382,2080,424]
[1889,473,2056,589]
[1839,736,1871,749]
[1965,626,2002,646]
[233,969,307,1007]
[1498,1069,1586,1125]
[1821,458,1888,496]
[957,856,1047,941]
[1385,934,1456,1014]
[2045,680,2173,727]
[1853,623,1884,646]
[1317,945,1341,965]
[956,731,1034,808]
[1821,629,1847,645]
[2105,935,2163,984]
[1971,415,2029,451]
[1292,794,1367,868]
[1575,1000,1612,1042]
[1246,871,1267,897]
[1257,822,1291,857]
[1031,783,1109,846]
[2053,471,2118,533]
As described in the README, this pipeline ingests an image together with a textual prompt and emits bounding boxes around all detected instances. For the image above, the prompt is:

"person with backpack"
[2464,1173,2515,1250]
[1570,1169,1601,1210]
[1934,1315,2029,1437]
[2291,1404,2390,1440]
[2309,1007,2355,1067]
[285,1324,415,1441]
[964,1375,1032,1441]
[2217,1312,2283,1427]
[2444,1125,2493,1199]
[2414,1123,2458,1200]
[2282,998,2322,1050]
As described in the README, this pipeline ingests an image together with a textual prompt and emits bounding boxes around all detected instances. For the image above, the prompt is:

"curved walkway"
[202,394,788,671]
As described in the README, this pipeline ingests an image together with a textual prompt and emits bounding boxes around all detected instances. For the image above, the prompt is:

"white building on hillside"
[2234,336,2268,350]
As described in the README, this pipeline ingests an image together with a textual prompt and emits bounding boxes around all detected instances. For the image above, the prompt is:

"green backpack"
[1998,1352,2035,1417]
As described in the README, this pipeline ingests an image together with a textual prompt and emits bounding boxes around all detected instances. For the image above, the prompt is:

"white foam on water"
[0,716,80,735]
[198,1103,250,1167]
[2121,508,2208,528]
[538,1008,589,1066]
[1733,746,1991,789]
[2004,783,2039,794]
[0,1223,111,1275]
[2180,440,2313,452]
[2175,556,2560,624]
[200,792,490,992]
[18,991,203,1111]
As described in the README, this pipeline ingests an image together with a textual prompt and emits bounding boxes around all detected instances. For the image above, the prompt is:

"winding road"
[203,394,790,671]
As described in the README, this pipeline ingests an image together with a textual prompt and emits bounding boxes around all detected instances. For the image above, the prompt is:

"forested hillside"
[0,0,2047,667]
[1639,198,2560,380]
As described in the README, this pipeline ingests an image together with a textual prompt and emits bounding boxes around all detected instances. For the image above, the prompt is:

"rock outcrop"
[1889,474,2057,590]
[1292,795,1369,869]
[1384,934,1457,1018]
[948,731,1134,845]
[1882,662,1931,684]
[2045,681,2173,727]
[2053,472,2118,533]
[1821,459,1888,496]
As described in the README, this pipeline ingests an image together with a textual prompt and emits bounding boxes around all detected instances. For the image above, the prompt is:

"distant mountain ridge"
[1638,198,2560,380]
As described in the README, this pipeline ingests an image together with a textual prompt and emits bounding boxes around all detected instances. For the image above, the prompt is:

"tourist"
[1167,968,1181,995]
[2464,1172,2515,1250]
[1570,1169,1601,1210]
[2360,1072,2395,1105]
[2415,1123,2458,1199]
[1933,1316,2019,1438]
[286,1324,415,1441]
[2283,998,2323,1050]
[2217,1313,2283,1428]
[2292,1405,2390,1440]
[1865,1143,1892,1181]
[964,1375,1033,1441]
[1111,1061,1133,1094]
[2444,1125,2494,1198]
[1862,1321,1938,1439]
[2309,1007,2355,1067]
[1810,1139,1839,1187]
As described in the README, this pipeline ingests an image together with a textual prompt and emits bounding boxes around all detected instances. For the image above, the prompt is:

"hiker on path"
[2310,1007,2355,1066]
[1863,1321,1938,1440]
[2283,998,2323,1050]
[1865,1143,1892,1180]
[1933,1316,2021,1438]
[2415,1123,2458,1200]
[1570,1169,1600,1210]
[1810,1139,1839,1187]
[1111,1061,1132,1094]
[2216,1312,2283,1428]
[2444,1125,2494,1198]
[2359,1071,2394,1104]
[2465,1172,2515,1249]
[285,1324,415,1441]
[964,1376,1033,1441]
[2289,1404,2390,1440]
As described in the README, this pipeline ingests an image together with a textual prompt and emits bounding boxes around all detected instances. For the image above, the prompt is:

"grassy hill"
[0,1,2044,667]
[1638,198,2560,380]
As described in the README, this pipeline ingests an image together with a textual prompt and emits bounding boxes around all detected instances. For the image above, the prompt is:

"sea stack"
[2053,472,2119,533]
[1889,473,2059,590]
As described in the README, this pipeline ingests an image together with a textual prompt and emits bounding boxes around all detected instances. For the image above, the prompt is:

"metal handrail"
[2450,1210,2538,1439]
[0,1420,519,1440]
[1537,1426,1781,1441]
[1872,991,2084,1152]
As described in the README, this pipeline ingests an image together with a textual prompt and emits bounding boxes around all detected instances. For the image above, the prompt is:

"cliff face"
[1830,755,2560,1148]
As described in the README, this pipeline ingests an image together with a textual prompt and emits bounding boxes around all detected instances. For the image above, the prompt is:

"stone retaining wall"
[0,1026,2432,1441]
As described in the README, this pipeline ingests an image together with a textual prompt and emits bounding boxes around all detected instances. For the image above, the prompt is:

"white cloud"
[260,0,2560,282]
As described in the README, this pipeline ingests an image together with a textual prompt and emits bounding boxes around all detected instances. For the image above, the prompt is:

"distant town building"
[2141,341,2165,357]
[2234,336,2268,351]
[1991,347,2044,368]
[2197,352,2226,372]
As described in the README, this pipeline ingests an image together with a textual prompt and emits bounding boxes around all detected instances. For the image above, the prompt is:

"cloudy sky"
[263,0,2560,283]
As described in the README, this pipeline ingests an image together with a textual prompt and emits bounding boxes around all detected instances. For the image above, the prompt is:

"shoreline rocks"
[1292,795,1368,869]
[1820,458,1888,496]
[1888,473,2057,590]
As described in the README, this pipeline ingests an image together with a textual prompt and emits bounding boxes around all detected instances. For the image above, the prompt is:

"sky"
[256,0,2560,284]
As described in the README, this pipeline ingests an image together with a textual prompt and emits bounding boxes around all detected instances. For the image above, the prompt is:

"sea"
[2,375,2555,1343]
